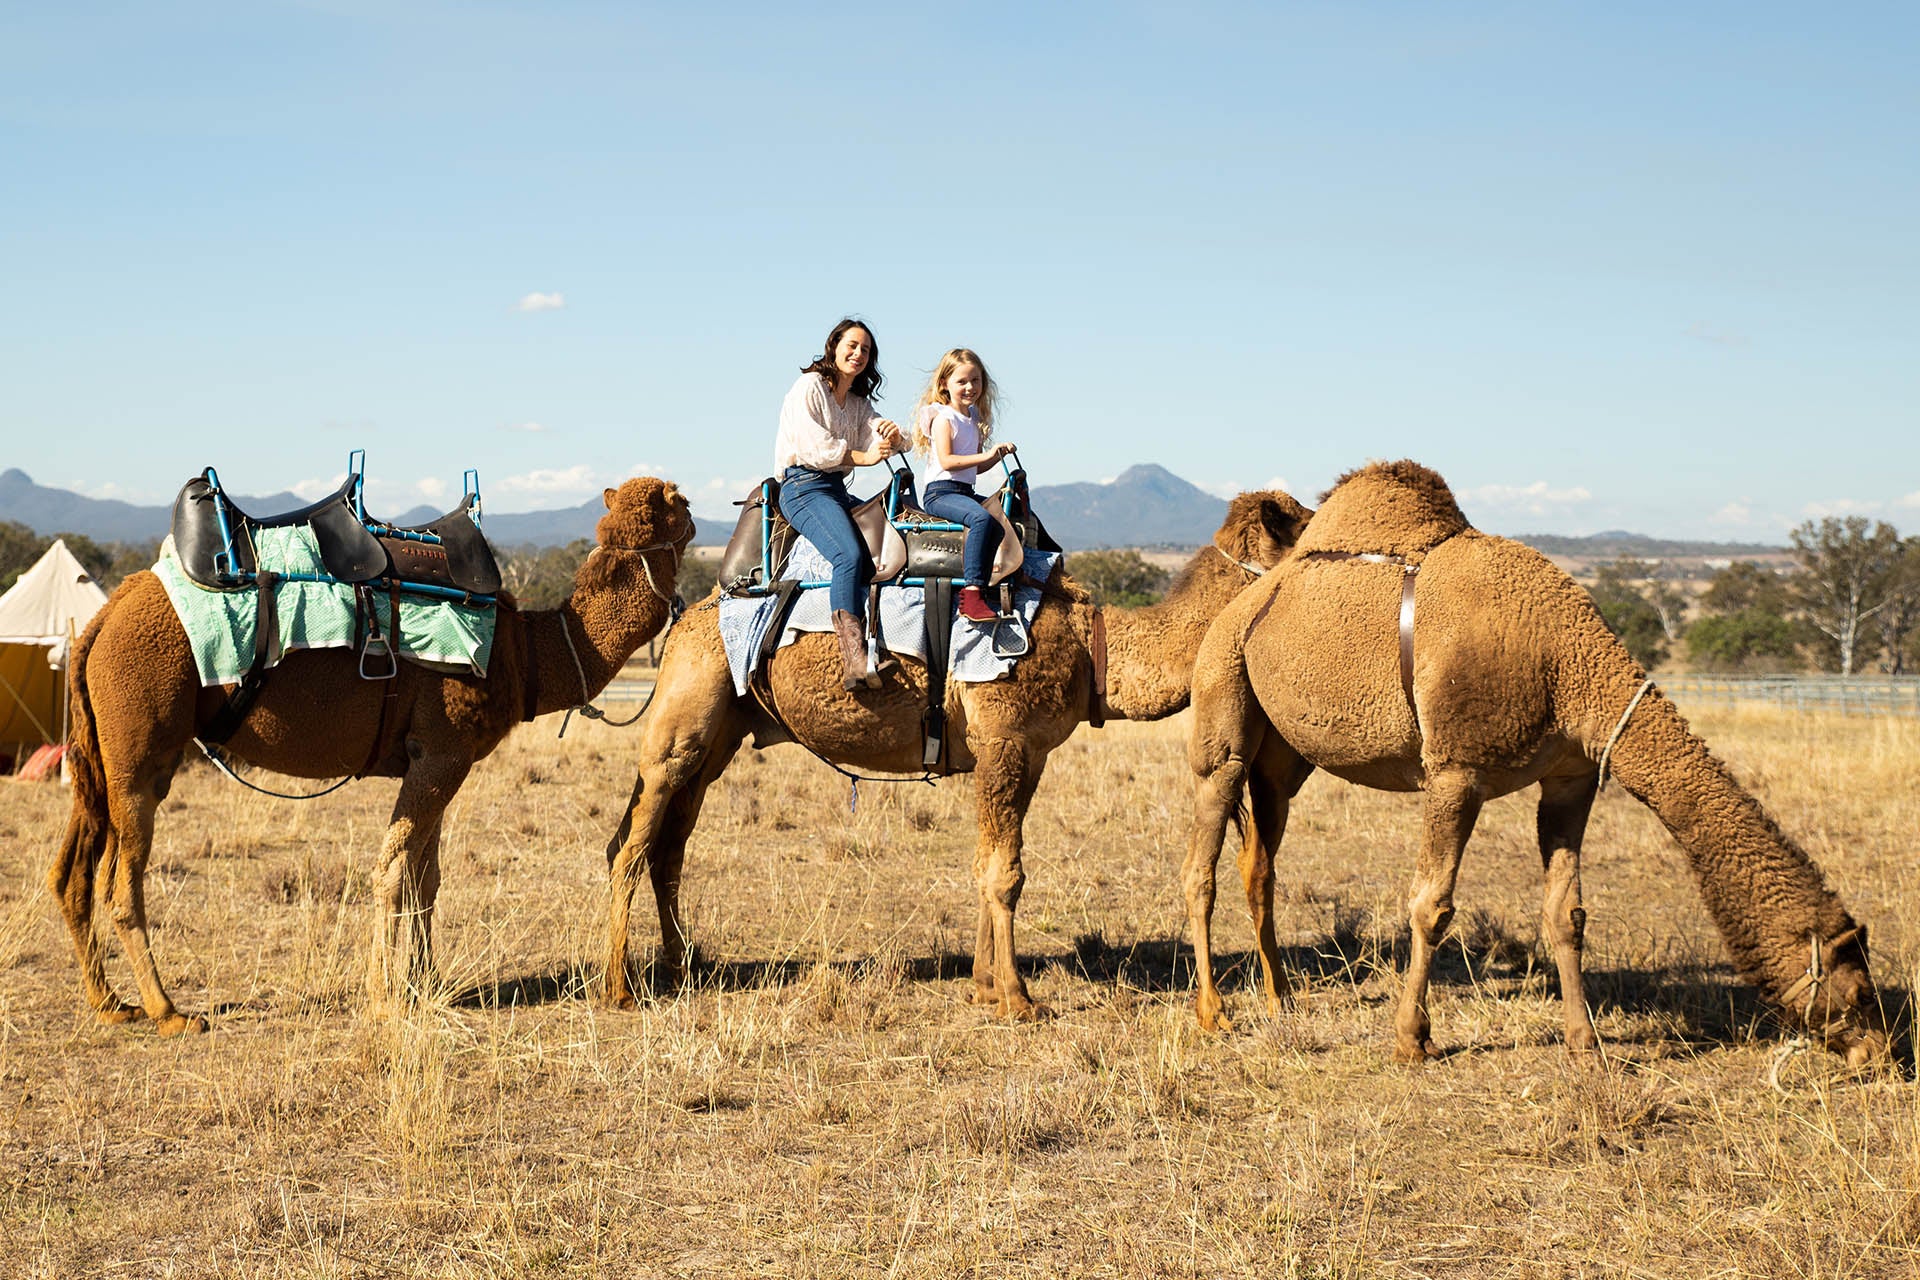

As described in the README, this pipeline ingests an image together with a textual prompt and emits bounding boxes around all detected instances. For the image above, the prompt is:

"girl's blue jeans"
[922,480,1003,587]
[780,466,869,615]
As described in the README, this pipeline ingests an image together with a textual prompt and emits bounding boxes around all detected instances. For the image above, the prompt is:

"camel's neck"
[1598,683,1859,1003]
[1101,548,1255,721]
[526,556,670,716]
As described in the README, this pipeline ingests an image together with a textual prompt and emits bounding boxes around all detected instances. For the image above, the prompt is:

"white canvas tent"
[0,539,110,764]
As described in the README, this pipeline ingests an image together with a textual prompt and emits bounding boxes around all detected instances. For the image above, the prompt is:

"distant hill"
[0,466,1791,558]
[1029,464,1227,549]
[0,463,1231,551]
[1515,530,1785,558]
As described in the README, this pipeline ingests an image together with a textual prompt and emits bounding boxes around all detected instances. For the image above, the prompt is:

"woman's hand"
[992,441,1018,462]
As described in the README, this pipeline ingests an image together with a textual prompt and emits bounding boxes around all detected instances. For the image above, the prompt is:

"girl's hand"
[994,442,1018,461]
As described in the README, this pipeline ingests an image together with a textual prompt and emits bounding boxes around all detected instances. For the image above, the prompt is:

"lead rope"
[196,739,357,800]
[555,540,686,737]
[1596,676,1657,793]
[1768,933,1825,1095]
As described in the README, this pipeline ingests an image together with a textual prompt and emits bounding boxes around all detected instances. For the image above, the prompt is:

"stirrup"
[359,635,398,680]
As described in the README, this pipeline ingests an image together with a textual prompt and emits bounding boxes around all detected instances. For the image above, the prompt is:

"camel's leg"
[1239,736,1314,1022]
[103,758,204,1036]
[1537,772,1600,1054]
[369,763,466,1010]
[604,687,739,1010]
[969,737,1046,1019]
[1394,768,1483,1063]
[1183,738,1251,1032]
[641,733,743,997]
[48,796,141,1023]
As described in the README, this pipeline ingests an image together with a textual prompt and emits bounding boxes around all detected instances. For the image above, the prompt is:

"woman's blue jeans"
[922,480,1003,587]
[780,466,869,615]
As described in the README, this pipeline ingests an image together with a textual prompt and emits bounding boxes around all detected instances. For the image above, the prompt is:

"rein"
[553,535,690,736]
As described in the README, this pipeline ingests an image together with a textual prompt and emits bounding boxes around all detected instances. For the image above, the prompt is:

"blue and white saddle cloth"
[718,538,1062,696]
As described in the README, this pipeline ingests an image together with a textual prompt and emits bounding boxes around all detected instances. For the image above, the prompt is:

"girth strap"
[200,571,281,745]
[749,579,804,707]
[922,578,955,772]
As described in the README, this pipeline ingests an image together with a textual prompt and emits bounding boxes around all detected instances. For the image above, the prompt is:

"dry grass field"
[1,699,1915,1278]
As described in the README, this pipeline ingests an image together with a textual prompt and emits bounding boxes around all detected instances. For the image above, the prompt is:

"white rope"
[1211,545,1268,578]
[1597,676,1657,793]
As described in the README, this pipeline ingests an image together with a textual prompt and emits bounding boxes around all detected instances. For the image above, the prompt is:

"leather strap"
[1398,569,1418,709]
[749,579,804,705]
[923,578,954,771]
[1089,606,1108,729]
[359,583,404,777]
[201,571,281,745]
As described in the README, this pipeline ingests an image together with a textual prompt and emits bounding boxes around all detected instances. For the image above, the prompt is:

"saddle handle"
[201,466,243,583]
[348,449,368,520]
[464,469,483,527]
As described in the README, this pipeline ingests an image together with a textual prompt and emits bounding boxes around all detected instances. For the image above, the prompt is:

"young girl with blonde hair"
[913,348,1017,622]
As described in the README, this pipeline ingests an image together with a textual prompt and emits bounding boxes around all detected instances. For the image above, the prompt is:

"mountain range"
[0,464,1236,551]
[0,465,1786,555]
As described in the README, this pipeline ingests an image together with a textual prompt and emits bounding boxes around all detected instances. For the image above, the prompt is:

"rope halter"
[557,532,689,736]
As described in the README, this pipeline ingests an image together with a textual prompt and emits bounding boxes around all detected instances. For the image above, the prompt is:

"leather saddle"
[718,466,1050,595]
[171,469,503,598]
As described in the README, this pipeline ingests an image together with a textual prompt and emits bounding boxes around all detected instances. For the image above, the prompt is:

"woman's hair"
[800,317,883,400]
[912,348,997,455]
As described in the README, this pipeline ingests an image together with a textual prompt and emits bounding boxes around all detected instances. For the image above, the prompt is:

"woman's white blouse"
[773,373,885,473]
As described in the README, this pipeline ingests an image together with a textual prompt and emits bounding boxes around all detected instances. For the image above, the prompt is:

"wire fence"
[1659,674,1920,718]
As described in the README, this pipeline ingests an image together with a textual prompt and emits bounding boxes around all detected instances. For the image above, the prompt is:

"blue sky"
[4,2,1916,539]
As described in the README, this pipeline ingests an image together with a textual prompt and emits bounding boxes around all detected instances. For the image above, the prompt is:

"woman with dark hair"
[773,317,906,690]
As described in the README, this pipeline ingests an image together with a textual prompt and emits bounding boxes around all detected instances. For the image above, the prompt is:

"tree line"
[0,521,159,594]
[1587,516,1920,675]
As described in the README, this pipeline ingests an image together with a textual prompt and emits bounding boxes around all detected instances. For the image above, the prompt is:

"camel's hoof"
[1194,997,1233,1034]
[95,1003,146,1027]
[1392,1039,1438,1065]
[967,982,997,1006]
[155,1013,208,1037]
[1566,1034,1600,1057]
[606,992,639,1012]
[1001,997,1050,1023]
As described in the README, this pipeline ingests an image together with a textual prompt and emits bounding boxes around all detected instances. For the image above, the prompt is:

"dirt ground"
[2,702,1915,1278]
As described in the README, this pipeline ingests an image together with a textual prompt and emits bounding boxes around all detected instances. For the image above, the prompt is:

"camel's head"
[1214,489,1313,572]
[1787,925,1891,1067]
[597,477,696,560]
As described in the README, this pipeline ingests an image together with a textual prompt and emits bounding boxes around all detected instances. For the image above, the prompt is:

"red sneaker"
[957,585,1000,623]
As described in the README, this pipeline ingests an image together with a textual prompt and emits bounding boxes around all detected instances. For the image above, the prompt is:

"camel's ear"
[603,486,618,510]
[1827,924,1869,966]
[1229,496,1306,567]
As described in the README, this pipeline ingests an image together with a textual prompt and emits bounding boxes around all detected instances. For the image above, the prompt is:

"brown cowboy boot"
[831,609,880,691]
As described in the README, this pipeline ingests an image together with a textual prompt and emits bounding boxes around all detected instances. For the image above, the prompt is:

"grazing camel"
[1183,460,1889,1065]
[50,478,694,1034]
[602,491,1310,1016]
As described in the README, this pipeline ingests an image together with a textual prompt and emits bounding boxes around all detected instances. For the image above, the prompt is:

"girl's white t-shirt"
[919,404,982,486]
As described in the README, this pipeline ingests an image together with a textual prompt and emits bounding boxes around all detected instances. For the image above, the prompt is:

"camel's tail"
[47,607,112,913]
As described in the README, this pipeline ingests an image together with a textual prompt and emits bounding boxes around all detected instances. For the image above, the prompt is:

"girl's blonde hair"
[912,348,996,455]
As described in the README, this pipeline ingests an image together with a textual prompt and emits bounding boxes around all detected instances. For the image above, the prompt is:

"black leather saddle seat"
[171,473,503,598]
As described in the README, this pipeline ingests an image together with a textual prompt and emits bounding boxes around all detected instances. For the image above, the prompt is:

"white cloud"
[1712,501,1754,525]
[1897,490,1920,510]
[514,291,565,312]
[1460,481,1593,518]
[495,464,599,497]
[503,421,550,433]
[291,473,346,500]
[414,476,448,502]
[1801,497,1881,519]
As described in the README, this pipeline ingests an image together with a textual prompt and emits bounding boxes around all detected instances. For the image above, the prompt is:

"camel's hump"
[1293,459,1472,560]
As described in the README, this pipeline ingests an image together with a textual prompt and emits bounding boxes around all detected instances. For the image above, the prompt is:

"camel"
[1182,460,1890,1065]
[601,491,1311,1016]
[49,478,694,1034]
